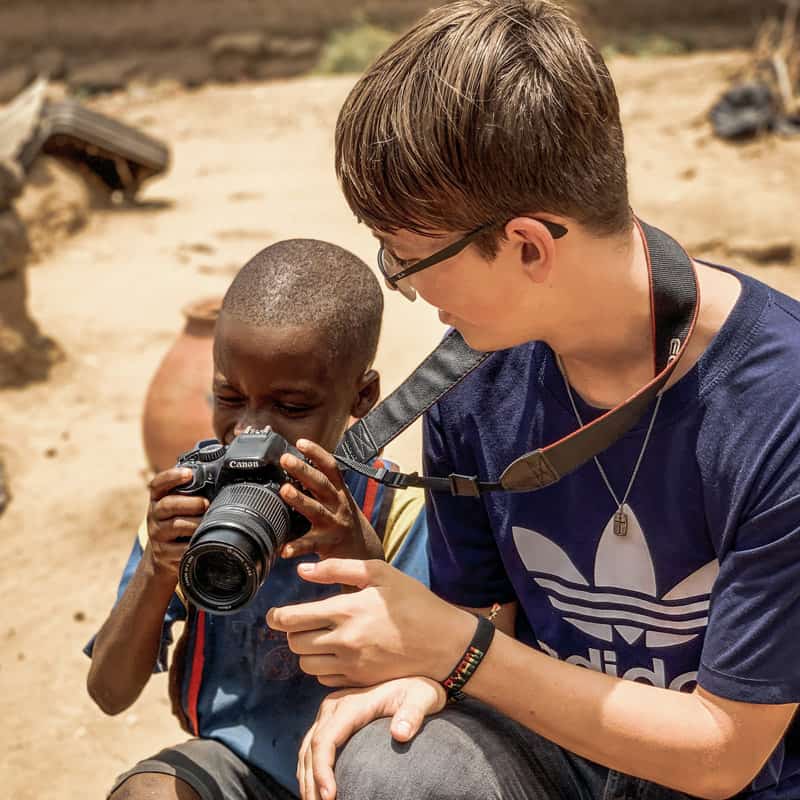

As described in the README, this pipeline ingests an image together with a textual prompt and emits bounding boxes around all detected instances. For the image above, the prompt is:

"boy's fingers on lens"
[160,539,190,556]
[149,468,194,499]
[282,456,339,503]
[295,441,345,489]
[282,539,315,559]
[282,529,344,559]
[151,517,200,542]
[280,486,336,527]
[153,494,208,521]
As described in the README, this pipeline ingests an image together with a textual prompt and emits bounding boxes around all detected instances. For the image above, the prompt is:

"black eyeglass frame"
[377,218,568,288]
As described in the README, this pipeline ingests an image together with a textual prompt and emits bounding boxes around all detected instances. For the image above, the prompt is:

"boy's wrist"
[431,606,480,683]
[140,545,181,591]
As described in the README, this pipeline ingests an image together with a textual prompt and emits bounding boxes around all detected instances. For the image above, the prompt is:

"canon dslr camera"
[175,427,310,614]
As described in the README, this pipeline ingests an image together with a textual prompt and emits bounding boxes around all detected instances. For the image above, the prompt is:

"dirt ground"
[2,52,800,800]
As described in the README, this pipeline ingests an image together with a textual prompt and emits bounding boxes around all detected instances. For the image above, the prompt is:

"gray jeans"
[335,698,697,800]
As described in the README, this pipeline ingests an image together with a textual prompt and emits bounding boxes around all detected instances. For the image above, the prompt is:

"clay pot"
[142,297,221,473]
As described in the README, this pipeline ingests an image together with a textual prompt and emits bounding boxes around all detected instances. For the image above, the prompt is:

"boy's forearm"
[87,551,178,715]
[465,633,764,800]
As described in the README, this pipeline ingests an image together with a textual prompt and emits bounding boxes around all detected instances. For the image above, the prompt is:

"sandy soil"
[2,52,800,800]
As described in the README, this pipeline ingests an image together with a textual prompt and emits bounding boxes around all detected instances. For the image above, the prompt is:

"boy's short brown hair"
[335,0,631,252]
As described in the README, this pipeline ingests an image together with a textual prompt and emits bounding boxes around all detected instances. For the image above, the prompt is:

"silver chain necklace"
[556,354,662,537]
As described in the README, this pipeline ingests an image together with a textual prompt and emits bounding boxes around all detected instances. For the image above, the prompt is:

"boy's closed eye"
[274,401,315,418]
[213,389,245,408]
[213,382,318,418]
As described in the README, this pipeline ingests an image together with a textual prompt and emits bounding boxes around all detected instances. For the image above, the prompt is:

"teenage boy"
[85,239,429,800]
[267,3,800,799]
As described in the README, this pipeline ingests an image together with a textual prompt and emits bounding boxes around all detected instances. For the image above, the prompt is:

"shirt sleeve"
[698,385,800,704]
[83,519,187,673]
[423,402,516,608]
[698,493,800,703]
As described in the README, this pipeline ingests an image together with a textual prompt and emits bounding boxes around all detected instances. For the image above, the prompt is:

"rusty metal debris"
[0,77,169,198]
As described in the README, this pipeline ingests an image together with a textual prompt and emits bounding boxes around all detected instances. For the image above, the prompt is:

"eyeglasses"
[377,218,568,302]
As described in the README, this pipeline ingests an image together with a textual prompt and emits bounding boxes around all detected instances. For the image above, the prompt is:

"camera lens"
[179,482,292,614]
[193,550,248,597]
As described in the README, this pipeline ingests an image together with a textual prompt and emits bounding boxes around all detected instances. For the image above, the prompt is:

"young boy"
[267,3,800,800]
[85,239,428,800]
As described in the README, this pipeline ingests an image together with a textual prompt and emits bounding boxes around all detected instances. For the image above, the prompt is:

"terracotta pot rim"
[182,296,222,324]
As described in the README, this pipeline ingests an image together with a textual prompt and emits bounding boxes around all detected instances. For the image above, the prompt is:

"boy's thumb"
[389,703,426,743]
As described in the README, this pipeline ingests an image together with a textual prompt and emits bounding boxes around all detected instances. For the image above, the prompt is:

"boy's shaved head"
[222,239,383,373]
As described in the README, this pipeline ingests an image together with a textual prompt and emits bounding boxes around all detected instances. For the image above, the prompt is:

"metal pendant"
[613,509,629,537]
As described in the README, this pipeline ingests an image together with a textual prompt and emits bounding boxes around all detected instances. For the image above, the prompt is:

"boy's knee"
[335,716,498,800]
[109,772,201,800]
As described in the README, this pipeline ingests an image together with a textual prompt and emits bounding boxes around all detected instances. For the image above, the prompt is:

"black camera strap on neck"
[335,220,699,497]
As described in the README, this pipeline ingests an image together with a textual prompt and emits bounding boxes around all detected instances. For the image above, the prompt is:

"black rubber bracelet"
[441,614,495,702]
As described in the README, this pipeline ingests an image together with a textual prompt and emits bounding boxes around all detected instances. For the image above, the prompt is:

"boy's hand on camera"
[145,467,209,582]
[279,439,384,562]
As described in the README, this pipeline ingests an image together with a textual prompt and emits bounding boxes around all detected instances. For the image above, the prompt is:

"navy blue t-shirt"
[424,265,800,799]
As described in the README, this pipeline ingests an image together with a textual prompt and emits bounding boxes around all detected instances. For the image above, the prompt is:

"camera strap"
[335,219,699,496]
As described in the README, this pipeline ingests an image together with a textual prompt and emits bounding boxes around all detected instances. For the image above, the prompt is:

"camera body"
[176,427,311,614]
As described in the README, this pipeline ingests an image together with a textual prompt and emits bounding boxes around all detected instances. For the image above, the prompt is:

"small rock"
[67,58,140,95]
[0,65,33,105]
[44,446,58,458]
[210,32,265,82]
[32,48,67,80]
[210,32,265,58]
[266,37,320,59]
[727,239,795,264]
[73,610,86,622]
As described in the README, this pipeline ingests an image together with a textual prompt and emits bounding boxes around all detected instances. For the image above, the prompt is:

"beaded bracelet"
[441,614,496,702]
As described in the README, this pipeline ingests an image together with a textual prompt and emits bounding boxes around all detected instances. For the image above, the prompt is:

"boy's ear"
[350,369,380,419]
[505,217,556,284]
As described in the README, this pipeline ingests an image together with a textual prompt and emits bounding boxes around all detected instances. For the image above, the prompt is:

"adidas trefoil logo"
[513,505,719,649]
